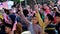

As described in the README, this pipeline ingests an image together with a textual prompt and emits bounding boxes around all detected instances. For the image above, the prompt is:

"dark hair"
[23,9,29,17]
[52,8,56,11]
[32,14,39,24]
[42,8,46,11]
[55,12,60,17]
[4,23,12,31]
[33,14,36,17]
[47,14,54,22]
[3,8,9,15]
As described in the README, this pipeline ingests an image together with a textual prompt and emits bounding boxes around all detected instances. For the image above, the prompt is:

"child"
[5,23,13,34]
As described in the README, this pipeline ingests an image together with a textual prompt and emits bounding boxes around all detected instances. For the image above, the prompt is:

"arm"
[18,7,30,25]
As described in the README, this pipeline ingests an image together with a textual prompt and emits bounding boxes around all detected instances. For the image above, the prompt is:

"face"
[44,16,51,24]
[44,16,49,23]
[26,5,31,12]
[38,4,42,8]
[31,17,38,24]
[5,27,11,33]
[56,16,60,23]
[40,9,44,14]
[51,3,54,7]
[43,4,47,9]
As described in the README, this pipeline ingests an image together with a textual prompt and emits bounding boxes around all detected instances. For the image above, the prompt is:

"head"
[4,9,9,15]
[5,23,12,34]
[57,1,60,5]
[9,14,16,24]
[9,8,16,14]
[55,12,60,23]
[26,5,31,12]
[44,14,54,24]
[23,9,29,17]
[38,4,42,9]
[40,9,44,14]
[31,16,38,24]
[43,4,47,9]
[34,4,38,10]
[49,1,54,7]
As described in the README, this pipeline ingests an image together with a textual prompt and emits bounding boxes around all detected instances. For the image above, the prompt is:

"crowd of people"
[0,0,60,34]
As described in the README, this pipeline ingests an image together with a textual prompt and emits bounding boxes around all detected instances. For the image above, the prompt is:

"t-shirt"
[45,23,56,34]
[28,22,34,34]
[28,22,42,34]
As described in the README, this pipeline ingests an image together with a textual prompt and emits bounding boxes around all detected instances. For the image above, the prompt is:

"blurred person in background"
[55,12,60,34]
[0,18,6,34]
[38,4,45,21]
[39,8,45,21]
[57,0,60,11]
[5,23,13,34]
[49,1,55,10]
[44,14,58,34]
[43,3,50,16]
[18,6,43,34]
[51,7,59,24]
[26,5,33,17]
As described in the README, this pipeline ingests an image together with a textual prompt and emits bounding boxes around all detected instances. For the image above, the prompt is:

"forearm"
[19,11,29,24]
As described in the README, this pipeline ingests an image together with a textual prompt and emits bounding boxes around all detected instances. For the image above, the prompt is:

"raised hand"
[18,6,29,25]
[18,6,23,15]
[34,4,38,11]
